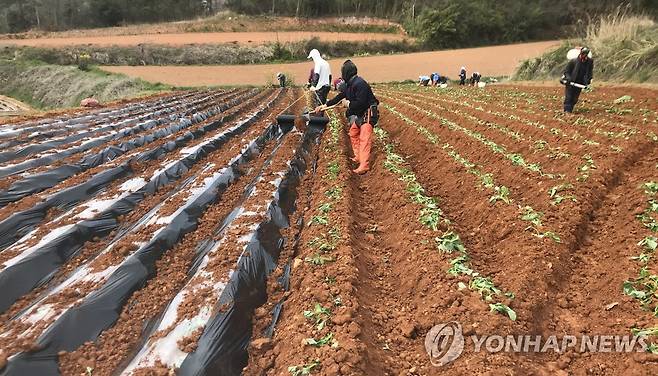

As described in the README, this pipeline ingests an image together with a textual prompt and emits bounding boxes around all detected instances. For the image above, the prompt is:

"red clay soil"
[101,40,559,86]
[2,84,658,375]
[246,83,658,375]
[0,31,407,48]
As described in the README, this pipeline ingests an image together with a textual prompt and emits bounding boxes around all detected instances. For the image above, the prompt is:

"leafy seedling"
[325,187,342,200]
[632,327,658,337]
[644,182,658,196]
[489,303,517,321]
[470,276,501,302]
[614,95,633,104]
[437,232,466,253]
[448,255,475,276]
[533,231,561,243]
[288,359,321,376]
[489,186,511,204]
[309,214,329,226]
[327,161,340,179]
[639,236,658,252]
[305,333,338,348]
[318,203,333,214]
[521,206,543,227]
[303,304,331,330]
[305,253,334,266]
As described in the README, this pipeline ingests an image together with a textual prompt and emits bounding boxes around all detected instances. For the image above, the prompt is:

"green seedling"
[614,95,633,104]
[632,327,658,337]
[532,231,561,243]
[309,214,329,226]
[305,253,335,266]
[318,203,333,214]
[325,187,342,200]
[644,182,658,196]
[327,161,340,179]
[448,255,475,276]
[308,236,336,253]
[480,173,495,188]
[305,333,338,348]
[639,236,658,252]
[420,206,444,231]
[436,232,466,253]
[489,303,517,321]
[303,304,331,330]
[489,186,511,204]
[521,206,543,228]
[470,276,501,302]
[288,359,321,376]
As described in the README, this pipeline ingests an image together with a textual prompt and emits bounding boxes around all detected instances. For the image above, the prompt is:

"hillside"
[514,13,658,83]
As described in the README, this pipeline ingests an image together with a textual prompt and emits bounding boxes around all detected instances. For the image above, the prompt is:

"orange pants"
[348,122,373,172]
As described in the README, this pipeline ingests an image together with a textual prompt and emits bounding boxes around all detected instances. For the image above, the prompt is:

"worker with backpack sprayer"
[561,46,594,113]
[315,60,379,175]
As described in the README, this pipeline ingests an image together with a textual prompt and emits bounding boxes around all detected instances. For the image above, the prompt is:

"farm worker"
[431,73,440,86]
[333,77,344,91]
[561,47,594,113]
[459,67,467,85]
[276,72,286,88]
[418,75,430,86]
[471,72,481,86]
[315,60,379,175]
[307,49,332,104]
[306,68,314,88]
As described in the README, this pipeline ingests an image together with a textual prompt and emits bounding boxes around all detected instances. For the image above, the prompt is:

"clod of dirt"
[0,353,7,370]
[250,338,273,351]
[400,322,416,338]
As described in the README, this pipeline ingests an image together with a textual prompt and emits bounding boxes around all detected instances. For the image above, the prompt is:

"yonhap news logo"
[424,321,465,367]
[424,321,649,367]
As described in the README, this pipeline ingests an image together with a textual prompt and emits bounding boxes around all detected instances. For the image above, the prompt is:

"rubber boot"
[349,122,360,163]
[353,123,373,174]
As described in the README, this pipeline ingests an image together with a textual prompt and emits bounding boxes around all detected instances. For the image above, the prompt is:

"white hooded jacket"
[307,49,331,90]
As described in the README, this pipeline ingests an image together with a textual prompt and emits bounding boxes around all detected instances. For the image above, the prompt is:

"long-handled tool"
[275,93,308,130]
[560,77,588,89]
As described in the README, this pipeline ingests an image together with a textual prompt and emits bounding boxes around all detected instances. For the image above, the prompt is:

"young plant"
[489,303,517,321]
[436,231,466,253]
[288,359,321,376]
[305,253,335,266]
[303,304,331,330]
[521,206,543,228]
[489,186,511,204]
[305,333,339,348]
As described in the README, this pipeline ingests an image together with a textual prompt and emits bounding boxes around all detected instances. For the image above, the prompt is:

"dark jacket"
[326,75,378,119]
[564,58,594,85]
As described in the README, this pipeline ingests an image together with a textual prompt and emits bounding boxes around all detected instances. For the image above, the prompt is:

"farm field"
[0,31,407,48]
[102,40,559,86]
[0,83,657,375]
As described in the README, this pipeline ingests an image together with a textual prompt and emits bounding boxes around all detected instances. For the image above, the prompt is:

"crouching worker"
[276,72,286,88]
[315,60,379,175]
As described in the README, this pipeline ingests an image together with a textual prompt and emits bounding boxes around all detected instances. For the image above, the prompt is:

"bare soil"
[1,83,657,375]
[100,40,559,86]
[0,31,407,48]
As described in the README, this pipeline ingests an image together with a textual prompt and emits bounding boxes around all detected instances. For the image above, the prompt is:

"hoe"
[276,90,331,132]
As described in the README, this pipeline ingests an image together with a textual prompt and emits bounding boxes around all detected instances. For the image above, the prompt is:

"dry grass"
[514,7,657,83]
[0,61,168,109]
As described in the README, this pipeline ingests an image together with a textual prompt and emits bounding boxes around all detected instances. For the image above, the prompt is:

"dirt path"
[101,40,559,86]
[0,96,31,117]
[0,31,407,48]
